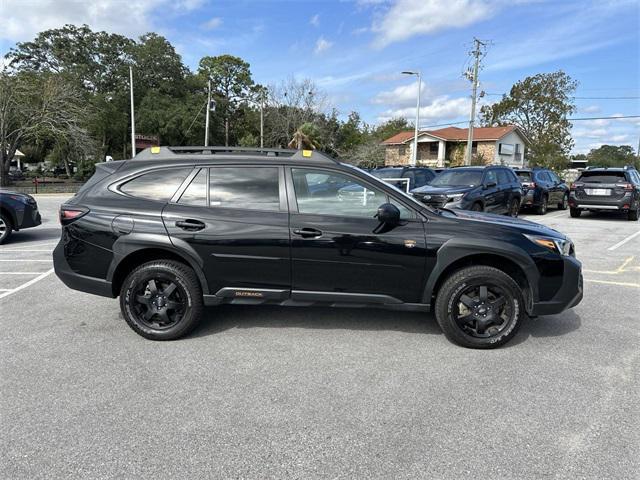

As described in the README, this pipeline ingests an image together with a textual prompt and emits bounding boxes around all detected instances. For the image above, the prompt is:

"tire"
[508,198,520,217]
[0,212,13,245]
[629,208,639,221]
[570,207,581,218]
[119,260,204,340]
[558,193,569,210]
[471,202,483,212]
[434,266,524,349]
[536,195,548,215]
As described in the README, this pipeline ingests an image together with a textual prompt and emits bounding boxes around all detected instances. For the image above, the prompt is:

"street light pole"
[402,71,421,166]
[260,92,264,148]
[129,66,136,157]
[204,78,211,147]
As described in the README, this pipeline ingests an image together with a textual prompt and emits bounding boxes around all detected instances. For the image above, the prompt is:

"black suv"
[0,190,42,244]
[411,166,522,216]
[569,166,640,220]
[515,168,569,215]
[371,166,436,191]
[54,147,582,349]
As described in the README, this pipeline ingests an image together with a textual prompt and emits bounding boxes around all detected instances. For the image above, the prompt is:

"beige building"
[382,126,528,167]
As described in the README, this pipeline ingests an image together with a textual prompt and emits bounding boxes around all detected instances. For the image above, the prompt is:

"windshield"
[430,170,483,187]
[577,172,626,183]
[516,171,532,182]
[372,169,403,179]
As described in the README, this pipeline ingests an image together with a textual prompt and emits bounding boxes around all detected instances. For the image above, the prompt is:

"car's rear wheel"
[120,260,203,340]
[0,213,13,245]
[536,195,548,215]
[434,266,524,349]
[471,202,483,212]
[570,207,581,218]
[558,193,569,210]
[508,198,520,217]
[629,208,639,221]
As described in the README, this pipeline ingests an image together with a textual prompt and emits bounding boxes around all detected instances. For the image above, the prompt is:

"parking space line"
[0,259,52,262]
[608,230,640,251]
[0,272,52,275]
[0,241,58,249]
[0,249,53,253]
[584,278,640,288]
[583,256,635,275]
[0,268,55,300]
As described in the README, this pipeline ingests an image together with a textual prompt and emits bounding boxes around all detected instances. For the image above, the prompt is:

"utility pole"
[129,66,136,157]
[464,38,485,166]
[260,91,264,148]
[204,79,211,147]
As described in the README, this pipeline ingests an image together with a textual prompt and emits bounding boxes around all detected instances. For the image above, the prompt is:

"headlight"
[524,234,573,256]
[447,193,464,202]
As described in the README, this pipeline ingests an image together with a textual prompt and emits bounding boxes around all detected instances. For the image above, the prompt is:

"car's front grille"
[414,193,448,207]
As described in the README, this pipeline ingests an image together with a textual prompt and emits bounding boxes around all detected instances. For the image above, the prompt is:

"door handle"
[175,219,206,231]
[292,227,322,238]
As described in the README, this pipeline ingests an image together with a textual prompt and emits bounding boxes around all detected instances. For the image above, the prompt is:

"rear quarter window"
[119,168,192,201]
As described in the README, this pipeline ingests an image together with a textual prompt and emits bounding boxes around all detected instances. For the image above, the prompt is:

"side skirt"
[203,288,430,312]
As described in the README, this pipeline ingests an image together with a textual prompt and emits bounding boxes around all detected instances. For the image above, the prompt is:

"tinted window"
[484,170,498,185]
[293,168,386,218]
[414,170,434,187]
[538,171,552,182]
[516,171,532,182]
[120,168,191,201]
[178,168,207,206]
[209,167,280,211]
[496,169,510,185]
[577,171,627,183]
[430,169,483,187]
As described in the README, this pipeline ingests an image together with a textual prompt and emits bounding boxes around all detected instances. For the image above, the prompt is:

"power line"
[484,93,640,100]
[418,115,640,130]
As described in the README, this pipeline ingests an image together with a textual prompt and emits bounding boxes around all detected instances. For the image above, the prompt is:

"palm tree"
[288,122,321,150]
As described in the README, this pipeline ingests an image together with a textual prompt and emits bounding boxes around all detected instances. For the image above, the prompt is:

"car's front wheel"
[120,260,204,340]
[0,212,13,245]
[434,266,525,349]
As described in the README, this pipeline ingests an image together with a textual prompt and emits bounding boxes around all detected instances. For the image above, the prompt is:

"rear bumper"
[14,204,41,230]
[569,192,636,211]
[531,256,583,316]
[53,241,114,298]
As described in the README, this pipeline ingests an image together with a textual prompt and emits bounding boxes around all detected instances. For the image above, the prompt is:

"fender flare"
[422,237,539,304]
[106,233,210,294]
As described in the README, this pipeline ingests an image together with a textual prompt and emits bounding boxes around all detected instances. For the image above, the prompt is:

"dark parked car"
[370,166,436,192]
[411,166,522,216]
[515,168,569,214]
[569,166,640,220]
[0,190,42,244]
[53,146,582,349]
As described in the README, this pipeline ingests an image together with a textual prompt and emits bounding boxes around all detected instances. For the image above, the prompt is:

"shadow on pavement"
[193,305,443,337]
[1,226,61,245]
[508,309,582,347]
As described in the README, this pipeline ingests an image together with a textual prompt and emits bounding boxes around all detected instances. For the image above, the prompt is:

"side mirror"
[375,203,400,226]
[484,181,497,189]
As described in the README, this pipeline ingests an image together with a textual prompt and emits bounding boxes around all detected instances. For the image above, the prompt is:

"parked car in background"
[0,190,42,244]
[411,166,522,216]
[8,167,24,181]
[515,167,569,214]
[370,166,436,191]
[569,166,640,220]
[54,146,582,349]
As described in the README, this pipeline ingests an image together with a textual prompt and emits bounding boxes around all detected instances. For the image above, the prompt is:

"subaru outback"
[53,147,583,349]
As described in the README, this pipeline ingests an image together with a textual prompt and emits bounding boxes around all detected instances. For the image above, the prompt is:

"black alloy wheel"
[120,260,203,340]
[471,202,483,212]
[435,265,524,348]
[0,213,12,245]
[537,195,548,215]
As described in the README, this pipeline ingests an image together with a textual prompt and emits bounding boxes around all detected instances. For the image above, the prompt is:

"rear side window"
[577,171,627,183]
[178,169,207,206]
[120,168,191,201]
[209,167,280,211]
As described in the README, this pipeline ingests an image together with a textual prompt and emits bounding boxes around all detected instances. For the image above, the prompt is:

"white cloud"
[202,17,222,30]
[372,82,430,106]
[310,14,320,27]
[0,0,203,43]
[378,96,470,123]
[582,105,601,113]
[370,0,495,48]
[314,36,333,54]
[611,134,630,142]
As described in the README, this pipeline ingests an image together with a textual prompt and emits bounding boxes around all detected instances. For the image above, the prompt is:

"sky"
[1,0,639,153]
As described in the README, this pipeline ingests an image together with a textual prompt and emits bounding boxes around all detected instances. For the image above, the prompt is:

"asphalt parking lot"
[1,195,638,479]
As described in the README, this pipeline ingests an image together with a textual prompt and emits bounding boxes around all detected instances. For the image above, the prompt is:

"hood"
[411,185,475,195]
[453,209,566,239]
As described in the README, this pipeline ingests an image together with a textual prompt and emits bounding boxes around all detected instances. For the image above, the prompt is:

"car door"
[287,167,427,304]
[162,165,291,295]
[481,169,502,213]
[548,171,564,203]
[495,169,513,214]
[537,171,554,203]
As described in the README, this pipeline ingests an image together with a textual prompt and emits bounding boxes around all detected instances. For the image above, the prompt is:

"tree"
[480,71,578,169]
[132,33,188,97]
[198,55,255,146]
[0,72,94,186]
[372,117,411,142]
[586,145,639,168]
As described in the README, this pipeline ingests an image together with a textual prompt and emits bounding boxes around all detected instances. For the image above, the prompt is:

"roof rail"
[134,146,339,164]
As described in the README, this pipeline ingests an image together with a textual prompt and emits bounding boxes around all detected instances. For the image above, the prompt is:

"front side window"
[292,168,387,218]
[484,170,498,185]
[209,167,280,211]
[120,168,191,201]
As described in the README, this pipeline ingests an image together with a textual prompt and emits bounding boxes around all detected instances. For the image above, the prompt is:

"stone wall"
[384,144,411,165]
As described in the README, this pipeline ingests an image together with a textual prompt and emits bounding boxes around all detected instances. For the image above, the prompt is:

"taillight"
[616,183,633,191]
[59,206,89,224]
[570,182,583,191]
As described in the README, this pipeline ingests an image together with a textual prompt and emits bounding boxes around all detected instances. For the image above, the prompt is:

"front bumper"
[531,256,583,316]
[53,240,114,298]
